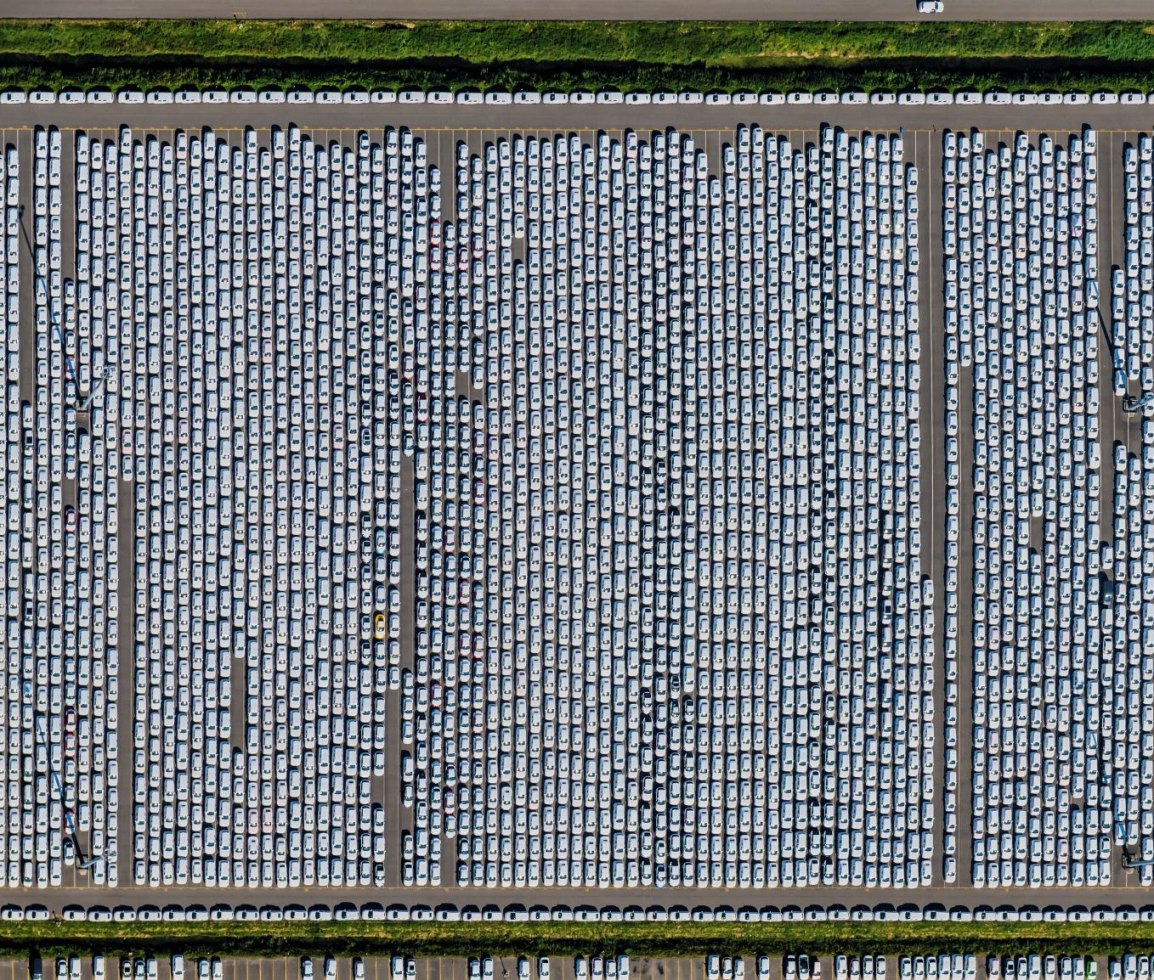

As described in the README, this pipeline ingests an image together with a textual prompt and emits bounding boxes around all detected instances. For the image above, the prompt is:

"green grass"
[0,19,1153,92]
[9,918,1154,960]
[0,57,1152,96]
[2,20,1154,65]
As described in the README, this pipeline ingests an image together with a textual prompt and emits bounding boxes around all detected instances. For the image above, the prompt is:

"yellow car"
[373,613,388,640]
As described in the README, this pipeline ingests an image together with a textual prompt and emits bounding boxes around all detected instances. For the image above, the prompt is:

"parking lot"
[0,101,1153,910]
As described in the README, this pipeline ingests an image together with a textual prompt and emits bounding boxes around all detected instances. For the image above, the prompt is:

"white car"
[917,0,944,11]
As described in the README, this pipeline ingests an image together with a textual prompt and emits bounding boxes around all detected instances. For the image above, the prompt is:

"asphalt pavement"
[909,126,949,889]
[3,0,1154,19]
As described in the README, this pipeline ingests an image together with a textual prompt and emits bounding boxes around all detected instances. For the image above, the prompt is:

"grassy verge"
[4,20,1154,65]
[8,919,1154,959]
[0,19,1153,92]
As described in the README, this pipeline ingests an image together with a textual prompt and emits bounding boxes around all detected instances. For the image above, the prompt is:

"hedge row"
[11,918,1154,959]
[3,62,1154,95]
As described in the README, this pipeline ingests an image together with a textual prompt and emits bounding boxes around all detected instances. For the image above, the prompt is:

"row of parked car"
[0,126,125,891]
[5,955,1117,980]
[1,122,941,892]
[77,124,413,889]
[942,127,1115,888]
[395,124,936,890]
[9,900,1154,921]
[1105,132,1154,879]
[988,959,1091,980]
[14,118,1154,896]
[1112,135,1154,397]
[5,954,1126,980]
[1112,955,1154,980]
[900,958,976,980]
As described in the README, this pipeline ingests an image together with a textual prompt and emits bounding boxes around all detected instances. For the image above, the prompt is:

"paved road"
[3,0,1154,19]
[910,126,948,889]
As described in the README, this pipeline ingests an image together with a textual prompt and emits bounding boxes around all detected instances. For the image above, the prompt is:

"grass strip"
[1,60,1154,95]
[4,20,1154,66]
[6,919,1154,959]
[0,19,1153,92]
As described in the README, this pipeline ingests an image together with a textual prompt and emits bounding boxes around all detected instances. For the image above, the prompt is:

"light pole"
[32,708,100,871]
